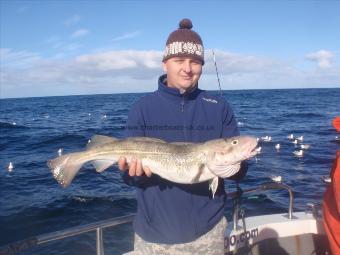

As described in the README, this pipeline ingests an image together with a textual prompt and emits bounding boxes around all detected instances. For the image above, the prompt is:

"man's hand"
[118,157,152,177]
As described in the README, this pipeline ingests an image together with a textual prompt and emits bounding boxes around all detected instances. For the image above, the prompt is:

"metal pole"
[96,228,104,255]
[0,214,135,255]
[230,182,294,221]
[233,198,240,231]
[212,49,223,97]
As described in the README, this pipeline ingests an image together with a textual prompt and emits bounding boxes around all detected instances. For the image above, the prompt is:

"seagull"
[12,122,17,126]
[300,144,311,150]
[88,113,92,116]
[8,162,14,172]
[256,137,260,142]
[322,176,331,183]
[102,114,107,119]
[255,147,262,153]
[297,136,304,142]
[293,150,304,157]
[271,175,282,182]
[261,136,272,142]
[275,144,281,150]
[287,134,294,139]
[292,139,298,145]
[58,148,63,156]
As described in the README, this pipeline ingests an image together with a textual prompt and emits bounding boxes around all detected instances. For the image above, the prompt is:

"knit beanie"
[162,18,204,64]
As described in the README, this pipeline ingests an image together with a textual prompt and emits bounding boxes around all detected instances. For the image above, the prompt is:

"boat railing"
[0,182,294,255]
[229,182,294,230]
[0,214,135,255]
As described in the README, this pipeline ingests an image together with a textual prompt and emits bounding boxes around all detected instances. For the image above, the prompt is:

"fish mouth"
[246,148,260,159]
[253,146,261,155]
[243,141,260,160]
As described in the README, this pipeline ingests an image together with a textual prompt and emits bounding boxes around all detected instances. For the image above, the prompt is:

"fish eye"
[231,140,238,145]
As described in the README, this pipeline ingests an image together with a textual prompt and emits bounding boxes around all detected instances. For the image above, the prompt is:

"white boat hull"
[224,212,329,255]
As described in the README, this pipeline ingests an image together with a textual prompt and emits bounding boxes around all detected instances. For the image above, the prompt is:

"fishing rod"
[212,49,223,97]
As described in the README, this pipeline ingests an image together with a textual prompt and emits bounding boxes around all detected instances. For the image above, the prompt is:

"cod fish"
[48,135,258,197]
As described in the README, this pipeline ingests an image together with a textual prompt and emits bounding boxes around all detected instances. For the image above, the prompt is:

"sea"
[0,88,339,254]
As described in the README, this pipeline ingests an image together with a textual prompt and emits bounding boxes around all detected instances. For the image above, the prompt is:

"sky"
[1,0,339,98]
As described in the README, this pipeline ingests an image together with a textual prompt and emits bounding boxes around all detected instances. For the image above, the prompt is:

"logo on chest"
[202,97,218,104]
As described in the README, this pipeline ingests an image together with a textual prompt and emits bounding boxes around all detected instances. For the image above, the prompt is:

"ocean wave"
[281,112,324,118]
[30,133,89,148]
[315,129,337,135]
[0,121,30,130]
[0,192,136,219]
[71,194,136,204]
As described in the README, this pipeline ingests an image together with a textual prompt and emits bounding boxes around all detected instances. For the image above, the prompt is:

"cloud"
[76,50,161,70]
[43,36,83,55]
[305,50,334,69]
[0,48,41,67]
[71,29,89,38]
[204,50,284,75]
[1,48,339,98]
[0,50,162,97]
[112,31,142,42]
[64,15,81,26]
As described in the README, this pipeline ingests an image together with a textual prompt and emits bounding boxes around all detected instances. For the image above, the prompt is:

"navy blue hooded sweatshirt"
[123,74,240,244]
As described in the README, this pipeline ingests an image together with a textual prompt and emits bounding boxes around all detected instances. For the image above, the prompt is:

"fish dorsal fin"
[87,135,118,150]
[126,137,166,143]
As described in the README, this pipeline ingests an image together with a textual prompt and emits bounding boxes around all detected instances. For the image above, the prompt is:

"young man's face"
[162,57,202,93]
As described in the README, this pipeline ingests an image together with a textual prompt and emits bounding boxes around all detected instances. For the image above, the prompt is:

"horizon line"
[1,86,339,100]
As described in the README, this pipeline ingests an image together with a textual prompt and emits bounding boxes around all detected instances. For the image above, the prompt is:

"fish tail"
[47,152,85,187]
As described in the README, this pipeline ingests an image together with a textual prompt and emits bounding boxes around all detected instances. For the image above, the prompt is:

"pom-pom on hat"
[162,18,204,65]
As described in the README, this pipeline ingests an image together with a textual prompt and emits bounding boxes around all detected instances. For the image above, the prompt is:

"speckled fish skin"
[47,135,258,194]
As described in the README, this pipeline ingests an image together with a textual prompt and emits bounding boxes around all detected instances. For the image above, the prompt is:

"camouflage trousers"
[131,217,227,255]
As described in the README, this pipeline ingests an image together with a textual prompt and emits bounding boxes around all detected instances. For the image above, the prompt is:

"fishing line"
[212,49,223,97]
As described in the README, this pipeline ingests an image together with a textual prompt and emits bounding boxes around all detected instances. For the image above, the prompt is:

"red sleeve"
[332,150,340,213]
[323,150,340,254]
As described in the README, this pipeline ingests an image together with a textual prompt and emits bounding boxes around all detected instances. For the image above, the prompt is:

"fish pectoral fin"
[87,135,119,150]
[207,163,241,178]
[91,160,114,172]
[209,176,219,199]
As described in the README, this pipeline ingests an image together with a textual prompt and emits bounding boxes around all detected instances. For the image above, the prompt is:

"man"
[119,18,246,254]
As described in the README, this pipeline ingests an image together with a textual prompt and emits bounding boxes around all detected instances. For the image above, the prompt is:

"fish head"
[206,136,259,166]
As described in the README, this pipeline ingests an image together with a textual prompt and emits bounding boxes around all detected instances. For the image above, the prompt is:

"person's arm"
[221,101,239,138]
